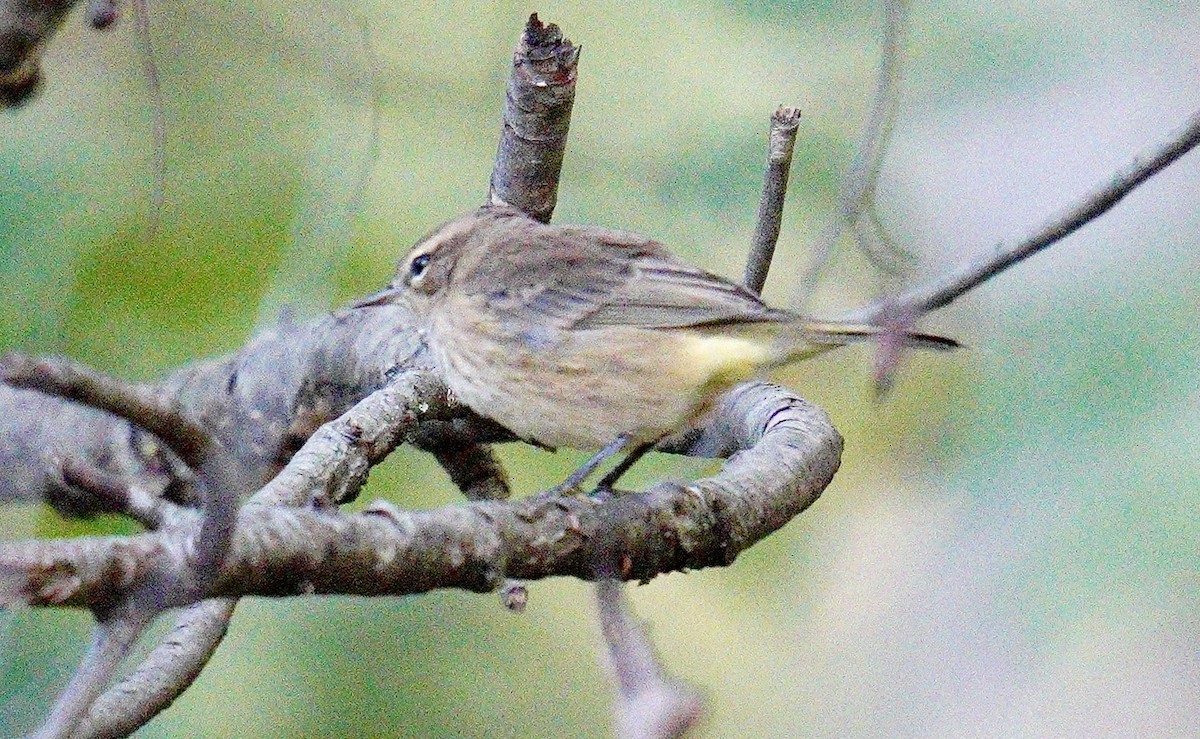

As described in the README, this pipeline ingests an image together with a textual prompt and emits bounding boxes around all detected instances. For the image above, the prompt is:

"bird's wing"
[472,223,787,333]
[570,257,791,329]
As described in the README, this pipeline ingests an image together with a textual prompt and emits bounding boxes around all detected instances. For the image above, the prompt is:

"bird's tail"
[775,319,961,362]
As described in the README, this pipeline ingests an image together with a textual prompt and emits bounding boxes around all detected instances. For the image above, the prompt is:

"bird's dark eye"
[410,254,431,279]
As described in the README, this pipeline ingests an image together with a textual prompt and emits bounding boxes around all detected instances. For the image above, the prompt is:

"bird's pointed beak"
[350,284,402,309]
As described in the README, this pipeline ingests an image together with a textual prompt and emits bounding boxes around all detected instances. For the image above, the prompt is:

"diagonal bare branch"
[845,108,1200,323]
[30,613,152,739]
[0,354,210,469]
[73,599,235,739]
[596,579,704,739]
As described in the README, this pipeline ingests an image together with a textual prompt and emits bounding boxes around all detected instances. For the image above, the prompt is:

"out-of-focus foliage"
[1,0,1198,736]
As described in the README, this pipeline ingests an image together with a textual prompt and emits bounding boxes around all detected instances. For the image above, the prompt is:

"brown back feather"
[458,211,788,332]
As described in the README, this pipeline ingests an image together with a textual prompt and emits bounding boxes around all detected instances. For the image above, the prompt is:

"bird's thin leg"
[540,435,631,497]
[594,440,656,493]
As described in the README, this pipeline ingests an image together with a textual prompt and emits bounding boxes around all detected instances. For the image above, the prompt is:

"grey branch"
[597,579,705,739]
[845,108,1200,323]
[426,441,512,502]
[0,353,209,469]
[31,613,152,739]
[74,599,236,739]
[487,13,579,222]
[76,375,459,738]
[0,352,237,594]
[6,6,1197,737]
[0,351,243,738]
[0,382,842,609]
[68,323,468,736]
[4,14,583,736]
[744,106,803,295]
[839,0,906,223]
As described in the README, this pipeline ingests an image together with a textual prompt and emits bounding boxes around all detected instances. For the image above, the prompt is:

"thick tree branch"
[0,386,175,512]
[0,354,242,585]
[6,7,1192,736]
[65,371,461,739]
[0,383,841,609]
[68,347,471,736]
[0,354,211,468]
[2,14,581,734]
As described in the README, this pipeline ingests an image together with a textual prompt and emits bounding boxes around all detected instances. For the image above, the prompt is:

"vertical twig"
[744,106,802,294]
[487,13,580,223]
[130,0,166,237]
[485,12,581,610]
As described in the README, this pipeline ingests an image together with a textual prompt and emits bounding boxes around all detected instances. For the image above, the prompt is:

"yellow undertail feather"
[678,333,777,390]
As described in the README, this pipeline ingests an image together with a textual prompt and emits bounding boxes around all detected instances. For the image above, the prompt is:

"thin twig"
[839,0,906,223]
[189,453,237,598]
[0,383,843,608]
[56,458,189,529]
[845,108,1200,323]
[0,353,243,737]
[31,613,152,739]
[131,0,166,238]
[0,354,209,469]
[800,0,911,299]
[74,600,235,739]
[68,369,463,736]
[596,580,704,739]
[744,106,802,295]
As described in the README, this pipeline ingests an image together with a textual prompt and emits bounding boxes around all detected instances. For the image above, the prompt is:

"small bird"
[357,206,956,492]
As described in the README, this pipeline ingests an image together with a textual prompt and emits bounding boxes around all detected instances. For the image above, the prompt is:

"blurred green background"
[2,0,1198,736]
